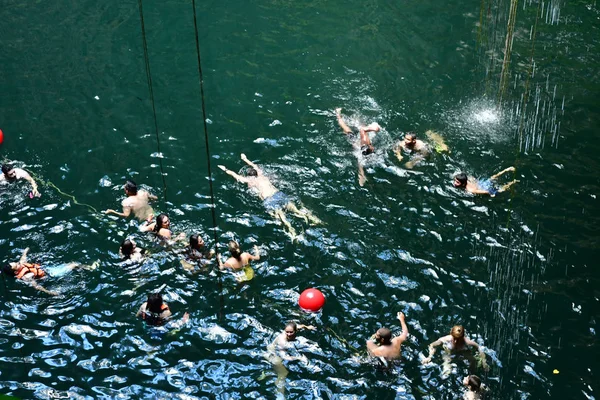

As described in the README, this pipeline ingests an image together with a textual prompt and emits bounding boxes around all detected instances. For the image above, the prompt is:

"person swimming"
[119,238,146,263]
[366,312,409,363]
[140,213,185,242]
[463,375,484,400]
[422,325,488,374]
[104,180,157,221]
[217,240,260,282]
[335,108,381,186]
[0,163,41,197]
[453,167,518,197]
[218,153,322,240]
[180,234,215,273]
[136,292,172,326]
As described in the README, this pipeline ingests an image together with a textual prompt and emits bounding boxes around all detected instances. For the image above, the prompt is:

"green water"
[1,0,598,398]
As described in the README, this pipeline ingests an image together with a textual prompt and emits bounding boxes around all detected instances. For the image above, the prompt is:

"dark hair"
[466,375,482,392]
[378,328,392,345]
[2,263,15,277]
[154,214,168,233]
[285,321,298,332]
[1,164,13,175]
[120,239,135,258]
[361,145,375,156]
[228,241,242,261]
[247,168,258,177]
[147,293,164,314]
[455,173,468,187]
[124,180,138,195]
[189,234,204,250]
[405,133,417,141]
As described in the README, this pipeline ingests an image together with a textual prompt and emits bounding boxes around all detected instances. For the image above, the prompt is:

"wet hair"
[1,164,13,175]
[454,173,468,187]
[154,213,169,233]
[228,240,242,261]
[2,263,15,277]
[247,168,258,177]
[285,322,298,332]
[378,328,392,345]
[124,180,138,195]
[361,145,375,156]
[189,234,203,250]
[451,325,466,345]
[120,239,135,258]
[147,293,164,314]
[405,133,417,141]
[466,375,482,392]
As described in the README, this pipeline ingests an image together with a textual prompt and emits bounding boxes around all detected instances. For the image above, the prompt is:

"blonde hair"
[228,241,241,260]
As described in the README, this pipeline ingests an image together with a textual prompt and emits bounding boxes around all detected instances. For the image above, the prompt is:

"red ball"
[0,129,4,145]
[298,288,325,312]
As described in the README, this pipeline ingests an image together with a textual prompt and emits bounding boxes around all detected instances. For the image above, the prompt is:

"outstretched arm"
[394,142,404,162]
[335,108,353,135]
[21,170,40,197]
[23,278,58,296]
[104,206,132,218]
[249,245,261,261]
[297,324,316,331]
[240,154,263,175]
[19,247,30,264]
[218,165,248,183]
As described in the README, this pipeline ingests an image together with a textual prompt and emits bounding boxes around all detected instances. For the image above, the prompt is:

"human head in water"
[228,240,242,260]
[375,327,392,345]
[189,234,205,250]
[1,164,17,180]
[154,213,170,232]
[463,375,481,392]
[247,168,258,177]
[450,325,466,345]
[284,321,298,341]
[2,263,16,277]
[403,133,417,148]
[120,238,137,258]
[124,180,138,196]
[361,145,375,156]
[147,292,164,314]
[453,173,468,188]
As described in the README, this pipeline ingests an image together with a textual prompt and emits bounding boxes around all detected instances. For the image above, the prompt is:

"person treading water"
[217,240,260,282]
[422,325,488,375]
[366,312,409,365]
[218,153,322,240]
[1,163,41,197]
[104,180,157,221]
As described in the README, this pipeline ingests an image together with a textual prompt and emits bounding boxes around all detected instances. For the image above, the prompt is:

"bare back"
[369,337,403,360]
[122,190,154,220]
[223,252,253,271]
[247,176,279,200]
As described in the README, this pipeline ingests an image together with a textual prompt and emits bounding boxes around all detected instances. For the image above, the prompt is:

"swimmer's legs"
[335,108,353,135]
[271,356,288,397]
[64,261,98,273]
[358,164,367,187]
[285,202,322,225]
[498,179,519,193]
[490,166,516,180]
[271,209,297,240]
[441,352,452,376]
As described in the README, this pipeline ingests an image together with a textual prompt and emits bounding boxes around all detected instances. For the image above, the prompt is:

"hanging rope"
[137,0,169,203]
[190,0,224,315]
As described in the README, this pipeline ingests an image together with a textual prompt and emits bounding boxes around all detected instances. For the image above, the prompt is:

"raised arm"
[240,154,263,175]
[397,312,409,342]
[394,142,404,162]
[249,245,261,261]
[19,247,30,264]
[218,165,248,183]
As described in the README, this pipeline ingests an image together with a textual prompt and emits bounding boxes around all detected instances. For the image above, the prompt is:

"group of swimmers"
[0,108,517,397]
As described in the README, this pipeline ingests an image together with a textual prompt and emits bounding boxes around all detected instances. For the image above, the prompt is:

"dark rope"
[137,0,169,204]
[190,0,224,317]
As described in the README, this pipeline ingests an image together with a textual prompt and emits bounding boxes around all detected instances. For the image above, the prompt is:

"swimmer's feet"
[83,260,100,271]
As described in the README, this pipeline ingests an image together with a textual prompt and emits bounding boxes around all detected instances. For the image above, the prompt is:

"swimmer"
[266,322,316,393]
[218,153,322,240]
[422,325,488,375]
[366,312,409,361]
[453,167,518,197]
[136,292,190,327]
[0,163,40,197]
[181,234,215,273]
[140,213,185,241]
[2,247,99,296]
[335,108,380,186]
[120,238,146,263]
[104,180,157,221]
[463,375,484,400]
[394,133,430,169]
[217,240,260,282]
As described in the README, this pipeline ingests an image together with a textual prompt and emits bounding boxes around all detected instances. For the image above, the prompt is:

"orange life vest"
[142,304,169,326]
[15,263,45,279]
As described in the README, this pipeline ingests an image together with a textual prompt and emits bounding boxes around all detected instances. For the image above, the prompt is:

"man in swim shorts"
[453,167,518,197]
[394,133,430,169]
[0,163,41,197]
[218,154,321,240]
[104,180,157,221]
[366,312,409,361]
[335,108,381,186]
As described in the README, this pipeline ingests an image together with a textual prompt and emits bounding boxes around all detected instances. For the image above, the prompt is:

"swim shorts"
[478,179,499,196]
[263,191,290,211]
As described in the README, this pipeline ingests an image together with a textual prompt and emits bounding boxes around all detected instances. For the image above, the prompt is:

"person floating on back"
[218,153,322,240]
[453,167,518,197]
[217,240,260,282]
[366,312,409,363]
[3,247,98,296]
[104,180,157,221]
[1,163,40,197]
[335,108,381,186]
